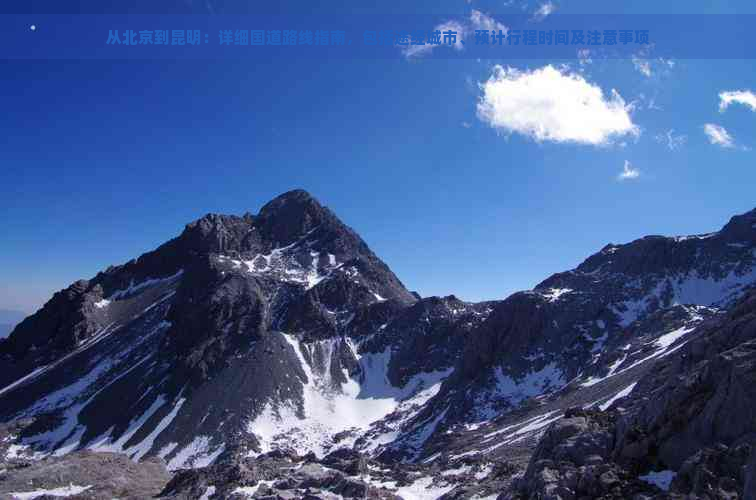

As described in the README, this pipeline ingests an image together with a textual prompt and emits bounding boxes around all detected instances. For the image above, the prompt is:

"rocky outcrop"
[673,443,755,499]
[512,288,756,499]
[614,288,756,474]
[510,408,658,499]
[0,280,102,360]
[159,449,401,499]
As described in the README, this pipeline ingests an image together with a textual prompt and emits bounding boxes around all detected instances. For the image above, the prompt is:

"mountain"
[400,208,756,453]
[1,191,755,500]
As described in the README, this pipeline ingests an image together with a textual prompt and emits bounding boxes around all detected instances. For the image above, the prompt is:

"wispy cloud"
[703,123,735,148]
[577,49,592,66]
[403,10,506,59]
[402,20,465,58]
[469,9,508,33]
[719,90,756,113]
[655,129,687,151]
[617,160,640,181]
[477,65,639,146]
[632,56,652,77]
[630,46,675,79]
[532,1,556,21]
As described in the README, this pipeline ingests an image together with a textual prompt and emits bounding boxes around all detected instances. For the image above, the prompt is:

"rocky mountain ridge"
[1,191,755,499]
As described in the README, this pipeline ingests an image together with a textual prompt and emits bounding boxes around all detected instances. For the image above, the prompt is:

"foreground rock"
[0,450,169,499]
[509,408,658,499]
[161,449,416,499]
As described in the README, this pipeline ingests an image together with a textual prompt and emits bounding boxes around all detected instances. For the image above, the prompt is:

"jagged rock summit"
[0,189,428,467]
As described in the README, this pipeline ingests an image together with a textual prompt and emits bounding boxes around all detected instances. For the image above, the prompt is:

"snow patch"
[451,411,563,460]
[216,236,344,292]
[89,394,166,456]
[582,353,627,387]
[108,269,184,300]
[441,464,472,476]
[0,366,50,398]
[395,476,455,500]
[9,484,92,499]
[674,233,717,241]
[655,326,692,349]
[199,485,216,500]
[541,288,573,302]
[599,382,637,410]
[492,363,565,403]
[126,393,186,460]
[246,334,452,457]
[166,435,225,471]
[232,481,276,497]
[611,267,756,327]
[582,316,702,387]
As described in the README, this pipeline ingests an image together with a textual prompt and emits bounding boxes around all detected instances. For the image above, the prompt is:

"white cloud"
[461,121,472,129]
[719,90,756,113]
[617,160,640,181]
[655,129,687,151]
[403,10,506,59]
[532,1,556,21]
[477,65,639,146]
[703,123,735,148]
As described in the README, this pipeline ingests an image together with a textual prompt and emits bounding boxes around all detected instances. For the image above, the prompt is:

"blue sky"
[1,0,756,313]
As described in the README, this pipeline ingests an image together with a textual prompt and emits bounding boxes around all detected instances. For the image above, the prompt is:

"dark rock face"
[164,257,268,386]
[362,295,492,388]
[0,280,103,370]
